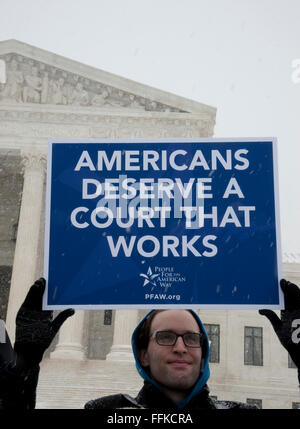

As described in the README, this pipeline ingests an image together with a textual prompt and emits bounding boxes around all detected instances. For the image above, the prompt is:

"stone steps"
[36,358,144,409]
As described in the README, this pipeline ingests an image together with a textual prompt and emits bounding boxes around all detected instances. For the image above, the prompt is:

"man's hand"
[259,279,300,368]
[0,278,74,409]
[14,278,74,368]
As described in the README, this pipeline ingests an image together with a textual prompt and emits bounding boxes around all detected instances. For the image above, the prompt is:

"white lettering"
[220,206,241,227]
[223,177,244,198]
[107,413,142,426]
[182,235,202,257]
[74,151,96,171]
[125,150,140,170]
[197,178,213,198]
[105,178,120,199]
[137,235,160,257]
[158,178,174,198]
[138,208,155,228]
[169,150,187,170]
[180,206,197,228]
[143,150,160,170]
[97,150,122,171]
[198,206,218,227]
[211,149,232,170]
[238,206,256,227]
[175,178,195,198]
[202,235,218,257]
[107,235,136,257]
[73,149,250,172]
[105,234,217,257]
[121,178,137,199]
[189,150,209,170]
[163,236,180,257]
[82,179,102,199]
[70,206,89,228]
[152,414,193,424]
[140,178,155,199]
[91,207,114,228]
[234,149,249,170]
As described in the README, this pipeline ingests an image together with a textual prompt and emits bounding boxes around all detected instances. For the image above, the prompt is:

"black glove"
[0,321,41,409]
[14,277,75,368]
[0,278,74,409]
[259,279,300,381]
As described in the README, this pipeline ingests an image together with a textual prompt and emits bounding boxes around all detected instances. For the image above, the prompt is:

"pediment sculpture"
[0,54,185,113]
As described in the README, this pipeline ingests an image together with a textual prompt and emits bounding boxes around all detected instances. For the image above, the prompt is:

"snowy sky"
[0,0,299,255]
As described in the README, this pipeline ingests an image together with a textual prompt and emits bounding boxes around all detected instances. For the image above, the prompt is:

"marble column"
[5,150,46,342]
[106,309,139,361]
[50,310,86,360]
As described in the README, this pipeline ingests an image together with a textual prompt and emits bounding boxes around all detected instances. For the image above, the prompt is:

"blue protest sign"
[44,138,283,309]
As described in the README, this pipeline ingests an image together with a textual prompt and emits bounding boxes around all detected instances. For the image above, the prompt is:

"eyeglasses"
[150,330,202,348]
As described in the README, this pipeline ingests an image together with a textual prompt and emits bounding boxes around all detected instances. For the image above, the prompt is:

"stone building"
[0,39,299,409]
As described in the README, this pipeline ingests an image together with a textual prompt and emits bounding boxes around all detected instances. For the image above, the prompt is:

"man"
[85,308,253,409]
[85,308,215,409]
[0,278,300,409]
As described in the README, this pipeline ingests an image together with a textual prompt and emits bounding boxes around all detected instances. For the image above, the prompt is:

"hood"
[131,309,210,409]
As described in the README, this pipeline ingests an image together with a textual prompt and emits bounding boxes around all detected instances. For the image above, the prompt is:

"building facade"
[0,40,299,409]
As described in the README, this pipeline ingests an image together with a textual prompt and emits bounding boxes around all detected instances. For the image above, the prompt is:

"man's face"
[139,310,202,399]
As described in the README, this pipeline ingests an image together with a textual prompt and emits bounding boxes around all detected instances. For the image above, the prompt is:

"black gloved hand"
[0,325,39,409]
[0,278,74,409]
[14,277,75,368]
[0,318,40,409]
[259,279,300,369]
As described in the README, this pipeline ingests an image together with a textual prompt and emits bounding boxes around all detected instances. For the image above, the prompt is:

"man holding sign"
[0,278,299,409]
[1,138,299,409]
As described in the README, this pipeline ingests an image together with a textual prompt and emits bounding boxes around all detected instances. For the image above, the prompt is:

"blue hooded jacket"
[131,309,211,409]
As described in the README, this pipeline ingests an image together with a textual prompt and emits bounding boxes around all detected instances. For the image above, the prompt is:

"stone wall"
[0,149,23,319]
[0,150,23,265]
[0,266,11,319]
[87,310,116,359]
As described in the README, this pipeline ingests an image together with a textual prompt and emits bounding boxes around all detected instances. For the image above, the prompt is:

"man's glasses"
[150,330,202,348]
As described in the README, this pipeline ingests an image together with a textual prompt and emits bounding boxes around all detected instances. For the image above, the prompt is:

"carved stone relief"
[0,54,186,113]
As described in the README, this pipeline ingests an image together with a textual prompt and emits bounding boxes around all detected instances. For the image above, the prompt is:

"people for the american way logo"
[139,266,159,287]
[139,265,186,291]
